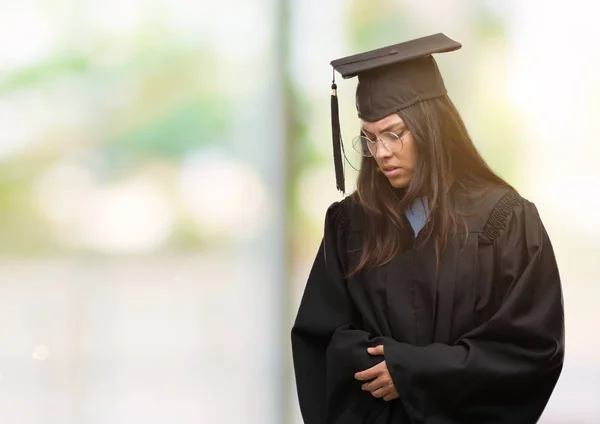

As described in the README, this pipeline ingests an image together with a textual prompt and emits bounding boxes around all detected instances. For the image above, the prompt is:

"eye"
[361,131,375,141]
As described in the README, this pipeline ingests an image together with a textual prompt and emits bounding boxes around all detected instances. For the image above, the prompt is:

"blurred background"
[0,0,599,422]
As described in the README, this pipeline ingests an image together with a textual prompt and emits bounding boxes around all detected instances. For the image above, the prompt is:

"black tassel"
[331,80,345,194]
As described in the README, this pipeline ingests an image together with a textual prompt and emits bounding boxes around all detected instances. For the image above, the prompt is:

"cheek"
[399,139,418,169]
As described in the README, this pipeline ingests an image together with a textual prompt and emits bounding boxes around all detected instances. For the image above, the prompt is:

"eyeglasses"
[352,130,411,157]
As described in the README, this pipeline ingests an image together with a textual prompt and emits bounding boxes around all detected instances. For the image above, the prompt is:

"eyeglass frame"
[352,129,412,158]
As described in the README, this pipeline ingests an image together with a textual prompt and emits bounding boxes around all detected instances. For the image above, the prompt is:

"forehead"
[361,113,404,133]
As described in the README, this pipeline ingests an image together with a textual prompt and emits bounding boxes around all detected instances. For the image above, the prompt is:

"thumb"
[367,345,384,356]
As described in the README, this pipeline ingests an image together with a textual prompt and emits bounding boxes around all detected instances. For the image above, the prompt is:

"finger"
[383,392,400,402]
[371,386,391,399]
[363,372,392,392]
[354,361,385,381]
[361,378,385,392]
[367,345,385,356]
[368,375,393,394]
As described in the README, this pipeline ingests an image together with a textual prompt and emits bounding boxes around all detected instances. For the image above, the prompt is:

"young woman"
[291,34,564,424]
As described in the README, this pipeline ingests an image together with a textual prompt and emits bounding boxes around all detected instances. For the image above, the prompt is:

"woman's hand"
[354,345,400,401]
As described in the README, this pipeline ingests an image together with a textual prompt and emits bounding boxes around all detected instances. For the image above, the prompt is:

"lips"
[382,166,401,177]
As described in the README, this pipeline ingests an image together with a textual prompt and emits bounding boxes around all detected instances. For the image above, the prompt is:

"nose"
[374,140,393,160]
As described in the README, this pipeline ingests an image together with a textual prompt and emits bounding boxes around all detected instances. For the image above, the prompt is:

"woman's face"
[361,113,417,188]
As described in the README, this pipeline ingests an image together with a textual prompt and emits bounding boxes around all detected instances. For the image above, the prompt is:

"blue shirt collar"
[404,197,429,236]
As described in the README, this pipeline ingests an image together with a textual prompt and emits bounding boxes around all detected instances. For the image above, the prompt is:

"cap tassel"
[331,78,345,194]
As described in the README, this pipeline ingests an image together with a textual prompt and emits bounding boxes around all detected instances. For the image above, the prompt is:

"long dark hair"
[351,94,511,274]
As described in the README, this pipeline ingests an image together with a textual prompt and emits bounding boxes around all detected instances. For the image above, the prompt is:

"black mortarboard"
[329,33,461,193]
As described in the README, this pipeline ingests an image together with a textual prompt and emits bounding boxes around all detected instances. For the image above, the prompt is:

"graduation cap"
[329,33,462,193]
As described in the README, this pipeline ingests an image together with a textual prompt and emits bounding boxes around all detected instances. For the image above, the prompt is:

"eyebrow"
[361,123,405,136]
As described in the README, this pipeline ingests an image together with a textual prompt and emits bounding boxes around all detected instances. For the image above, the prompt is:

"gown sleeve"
[380,197,565,423]
[291,201,382,424]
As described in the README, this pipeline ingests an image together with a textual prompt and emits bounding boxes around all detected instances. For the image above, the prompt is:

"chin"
[389,177,410,188]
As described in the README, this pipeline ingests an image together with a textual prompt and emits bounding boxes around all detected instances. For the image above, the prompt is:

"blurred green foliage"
[0,1,521,256]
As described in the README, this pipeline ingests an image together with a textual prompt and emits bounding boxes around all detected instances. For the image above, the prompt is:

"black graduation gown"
[291,186,564,424]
